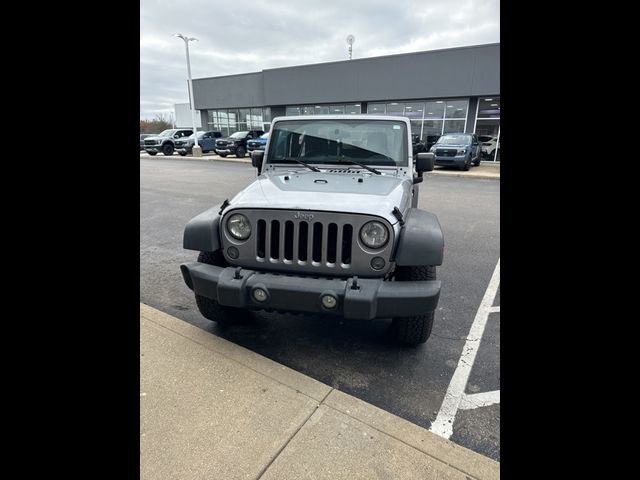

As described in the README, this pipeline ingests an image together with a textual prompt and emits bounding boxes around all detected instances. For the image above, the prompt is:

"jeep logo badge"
[293,212,314,221]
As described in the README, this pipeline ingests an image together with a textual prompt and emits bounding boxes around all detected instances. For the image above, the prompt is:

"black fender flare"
[183,205,222,252]
[394,208,444,266]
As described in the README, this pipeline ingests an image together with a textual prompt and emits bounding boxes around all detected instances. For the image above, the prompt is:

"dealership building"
[191,42,500,160]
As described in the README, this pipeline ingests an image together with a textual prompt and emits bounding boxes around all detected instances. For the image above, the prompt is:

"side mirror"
[251,150,264,172]
[416,152,435,173]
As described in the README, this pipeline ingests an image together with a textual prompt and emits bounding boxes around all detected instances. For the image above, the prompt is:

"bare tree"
[140,113,173,134]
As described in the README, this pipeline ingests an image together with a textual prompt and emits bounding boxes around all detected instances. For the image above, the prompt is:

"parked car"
[143,128,194,156]
[215,130,265,158]
[411,134,426,156]
[140,133,155,150]
[246,132,270,153]
[478,135,497,159]
[429,133,481,171]
[176,131,223,156]
[180,115,443,345]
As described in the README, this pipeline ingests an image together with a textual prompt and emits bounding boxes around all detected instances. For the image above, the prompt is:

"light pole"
[174,33,201,157]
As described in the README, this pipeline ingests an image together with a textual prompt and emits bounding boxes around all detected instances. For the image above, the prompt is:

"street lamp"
[174,33,201,157]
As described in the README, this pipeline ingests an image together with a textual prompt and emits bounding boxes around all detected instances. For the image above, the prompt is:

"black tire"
[147,152,157,156]
[236,146,246,158]
[219,153,228,158]
[391,265,436,345]
[194,251,246,323]
[162,143,174,156]
[474,157,481,166]
[461,157,470,171]
[179,152,187,156]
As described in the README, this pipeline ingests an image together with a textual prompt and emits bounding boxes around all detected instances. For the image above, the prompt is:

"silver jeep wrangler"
[180,115,444,345]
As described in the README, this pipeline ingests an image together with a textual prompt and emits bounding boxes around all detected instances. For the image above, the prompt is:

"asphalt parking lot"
[140,157,500,460]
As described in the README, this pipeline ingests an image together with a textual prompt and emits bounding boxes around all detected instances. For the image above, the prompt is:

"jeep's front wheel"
[194,250,246,323]
[236,146,246,158]
[162,143,174,156]
[391,265,436,345]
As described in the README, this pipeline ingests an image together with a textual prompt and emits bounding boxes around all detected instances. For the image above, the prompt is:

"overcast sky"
[140,0,499,120]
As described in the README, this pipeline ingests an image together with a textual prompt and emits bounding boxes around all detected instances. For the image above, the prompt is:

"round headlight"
[227,213,251,240]
[359,221,389,249]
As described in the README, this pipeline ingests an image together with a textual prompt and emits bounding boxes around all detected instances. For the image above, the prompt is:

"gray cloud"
[140,0,499,119]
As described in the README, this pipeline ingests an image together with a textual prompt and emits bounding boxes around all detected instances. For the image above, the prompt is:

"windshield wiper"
[277,157,321,172]
[327,159,381,175]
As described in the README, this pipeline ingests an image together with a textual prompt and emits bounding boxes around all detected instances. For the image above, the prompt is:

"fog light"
[321,294,337,309]
[252,288,268,302]
[371,256,385,270]
[227,246,239,259]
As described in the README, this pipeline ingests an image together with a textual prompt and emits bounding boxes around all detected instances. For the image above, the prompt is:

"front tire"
[461,158,470,171]
[194,251,246,323]
[219,153,228,158]
[147,152,157,156]
[162,143,174,156]
[179,152,187,156]
[391,265,436,345]
[236,146,246,158]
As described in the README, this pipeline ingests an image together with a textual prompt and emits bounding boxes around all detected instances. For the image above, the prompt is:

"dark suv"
[143,128,194,156]
[429,133,481,171]
[215,130,265,158]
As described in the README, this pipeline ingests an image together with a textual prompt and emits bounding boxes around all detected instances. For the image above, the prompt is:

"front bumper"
[434,155,467,167]
[215,146,236,154]
[180,263,441,320]
[144,147,161,153]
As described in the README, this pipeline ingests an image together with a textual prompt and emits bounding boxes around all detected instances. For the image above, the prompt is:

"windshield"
[436,134,471,145]
[260,132,270,139]
[266,119,407,167]
[230,131,248,138]
[158,129,176,137]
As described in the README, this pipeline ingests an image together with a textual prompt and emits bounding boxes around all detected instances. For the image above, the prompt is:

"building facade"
[192,43,500,160]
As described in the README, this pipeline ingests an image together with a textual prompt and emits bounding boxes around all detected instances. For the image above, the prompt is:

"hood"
[217,137,237,143]
[434,144,469,149]
[226,170,412,225]
[144,135,167,142]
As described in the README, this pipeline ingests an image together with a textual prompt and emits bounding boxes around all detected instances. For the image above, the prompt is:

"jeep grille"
[220,209,395,276]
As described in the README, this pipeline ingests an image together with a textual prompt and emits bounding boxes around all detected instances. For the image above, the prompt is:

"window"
[445,100,467,119]
[386,102,403,115]
[286,106,301,116]
[368,103,386,114]
[474,97,500,162]
[267,119,408,167]
[367,98,468,141]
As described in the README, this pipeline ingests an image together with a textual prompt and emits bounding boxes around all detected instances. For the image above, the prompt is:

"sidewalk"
[140,303,500,479]
[140,152,500,180]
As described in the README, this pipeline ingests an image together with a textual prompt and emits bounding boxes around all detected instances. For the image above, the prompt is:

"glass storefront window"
[443,120,465,134]
[368,103,386,114]
[238,108,251,123]
[445,100,467,119]
[286,106,301,116]
[422,120,443,136]
[302,106,315,115]
[424,101,445,119]
[386,102,404,115]
[404,103,424,120]
[345,104,361,114]
[477,97,500,118]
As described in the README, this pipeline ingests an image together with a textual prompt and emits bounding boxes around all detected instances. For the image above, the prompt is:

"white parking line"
[430,258,500,439]
[489,306,500,313]
[459,390,500,410]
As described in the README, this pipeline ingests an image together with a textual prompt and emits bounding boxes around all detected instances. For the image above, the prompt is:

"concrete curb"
[140,154,499,179]
[140,303,500,479]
